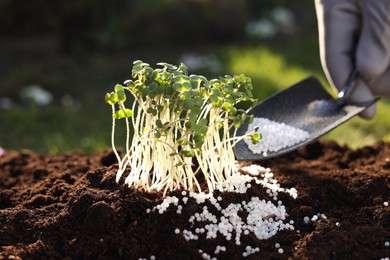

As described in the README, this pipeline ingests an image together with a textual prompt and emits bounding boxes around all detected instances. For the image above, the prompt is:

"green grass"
[324,101,390,148]
[223,46,320,98]
[0,104,110,153]
[1,36,389,153]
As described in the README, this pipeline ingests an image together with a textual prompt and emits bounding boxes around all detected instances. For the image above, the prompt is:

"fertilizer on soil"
[0,141,389,259]
[149,164,297,259]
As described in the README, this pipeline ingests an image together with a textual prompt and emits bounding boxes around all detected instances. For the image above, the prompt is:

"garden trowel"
[234,71,379,161]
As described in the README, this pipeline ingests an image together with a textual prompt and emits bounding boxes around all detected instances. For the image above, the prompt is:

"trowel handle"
[337,68,358,106]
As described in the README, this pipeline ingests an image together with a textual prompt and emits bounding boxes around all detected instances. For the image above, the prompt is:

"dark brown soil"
[0,141,389,260]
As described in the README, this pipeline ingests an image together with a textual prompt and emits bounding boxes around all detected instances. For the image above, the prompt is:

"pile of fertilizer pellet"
[147,165,297,259]
[245,117,310,156]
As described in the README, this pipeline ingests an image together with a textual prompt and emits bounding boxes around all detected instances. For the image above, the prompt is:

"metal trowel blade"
[234,76,378,161]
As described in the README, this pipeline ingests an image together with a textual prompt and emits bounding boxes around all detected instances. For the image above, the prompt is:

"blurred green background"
[0,0,389,154]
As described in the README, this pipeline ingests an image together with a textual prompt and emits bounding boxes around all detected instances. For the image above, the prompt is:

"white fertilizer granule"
[244,117,310,155]
[149,165,297,259]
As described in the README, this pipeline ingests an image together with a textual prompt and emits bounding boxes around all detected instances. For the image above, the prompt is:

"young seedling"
[105,60,259,194]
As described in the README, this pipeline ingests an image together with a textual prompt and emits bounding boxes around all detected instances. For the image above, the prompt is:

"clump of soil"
[0,141,389,259]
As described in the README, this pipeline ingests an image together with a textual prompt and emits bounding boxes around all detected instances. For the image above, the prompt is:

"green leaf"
[173,82,191,92]
[240,113,247,121]
[107,93,119,105]
[210,94,219,103]
[157,62,177,72]
[210,87,221,96]
[105,93,115,105]
[114,108,133,119]
[199,118,208,126]
[179,63,188,74]
[114,84,124,93]
[178,139,189,146]
[251,132,262,144]
[157,62,170,67]
[249,115,254,124]
[122,108,133,118]
[183,99,193,110]
[185,121,192,129]
[173,75,190,84]
[233,119,241,129]
[183,81,192,90]
[157,105,164,112]
[124,80,135,88]
[132,65,143,74]
[141,88,150,97]
[193,134,205,148]
[193,134,204,143]
[156,119,163,128]
[213,99,223,108]
[188,110,199,123]
[222,102,237,115]
[162,71,171,81]
[175,162,183,167]
[116,90,126,102]
[180,149,194,157]
[133,60,143,66]
[193,123,208,136]
[146,107,157,116]
[235,74,247,84]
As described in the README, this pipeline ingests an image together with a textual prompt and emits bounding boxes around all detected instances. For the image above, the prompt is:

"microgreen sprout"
[105,60,258,194]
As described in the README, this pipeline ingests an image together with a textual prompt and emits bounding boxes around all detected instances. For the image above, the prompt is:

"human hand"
[315,0,390,119]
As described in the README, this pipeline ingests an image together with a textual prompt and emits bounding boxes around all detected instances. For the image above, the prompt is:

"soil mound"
[0,141,389,259]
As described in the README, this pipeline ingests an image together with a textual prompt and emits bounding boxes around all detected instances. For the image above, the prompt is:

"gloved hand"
[315,0,390,119]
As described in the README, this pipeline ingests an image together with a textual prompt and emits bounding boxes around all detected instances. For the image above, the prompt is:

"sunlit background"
[1,0,389,153]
